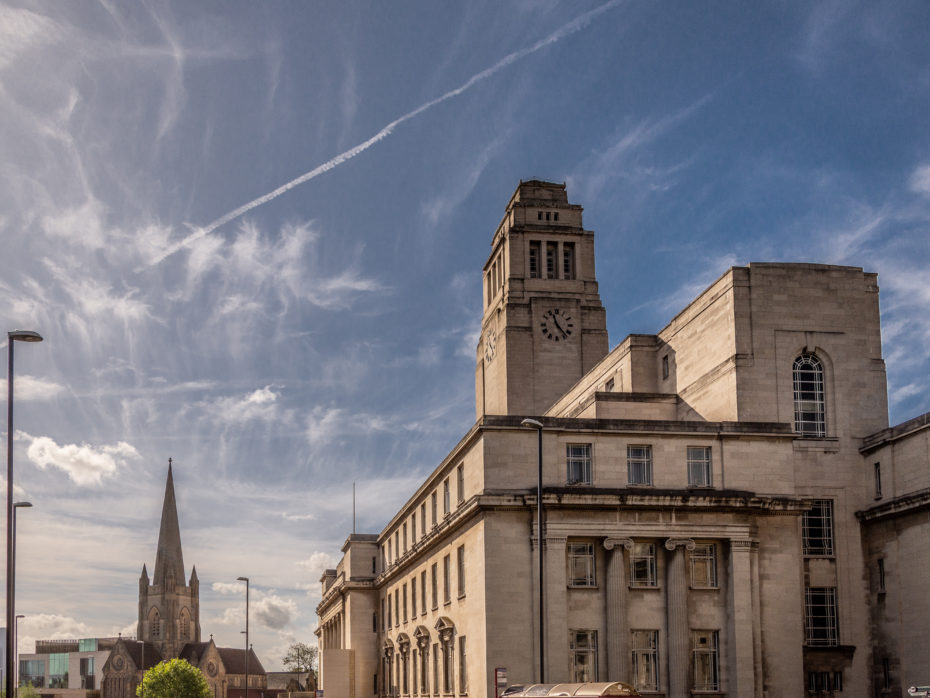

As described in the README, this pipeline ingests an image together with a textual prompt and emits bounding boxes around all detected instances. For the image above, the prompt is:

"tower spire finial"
[153,460,185,588]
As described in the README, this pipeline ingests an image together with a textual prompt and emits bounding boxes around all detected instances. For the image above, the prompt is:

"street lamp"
[520,418,545,683]
[14,614,24,694]
[6,329,43,698]
[237,577,249,698]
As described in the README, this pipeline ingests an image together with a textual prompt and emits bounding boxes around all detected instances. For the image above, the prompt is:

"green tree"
[282,642,318,673]
[18,684,41,698]
[136,658,211,698]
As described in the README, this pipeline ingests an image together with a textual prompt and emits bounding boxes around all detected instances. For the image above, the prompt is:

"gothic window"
[793,354,826,436]
[149,608,161,638]
[179,609,191,640]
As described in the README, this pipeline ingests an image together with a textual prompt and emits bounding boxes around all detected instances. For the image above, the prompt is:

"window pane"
[566,444,592,485]
[630,630,658,692]
[690,543,717,588]
[687,446,712,487]
[630,542,657,587]
[793,355,825,436]
[569,631,597,683]
[691,631,719,691]
[628,445,652,485]
[802,500,834,556]
[568,542,595,587]
[805,587,839,646]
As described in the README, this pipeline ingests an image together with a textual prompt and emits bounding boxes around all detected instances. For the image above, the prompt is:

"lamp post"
[6,329,43,698]
[237,577,249,698]
[14,614,24,694]
[520,418,544,683]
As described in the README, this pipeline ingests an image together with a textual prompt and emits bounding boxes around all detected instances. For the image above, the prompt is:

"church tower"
[138,460,201,658]
[476,181,608,417]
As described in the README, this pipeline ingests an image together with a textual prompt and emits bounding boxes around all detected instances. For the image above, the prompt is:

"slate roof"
[217,647,266,675]
[123,640,163,670]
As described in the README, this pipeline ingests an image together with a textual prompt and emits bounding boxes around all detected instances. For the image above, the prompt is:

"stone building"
[316,180,930,698]
[102,463,267,698]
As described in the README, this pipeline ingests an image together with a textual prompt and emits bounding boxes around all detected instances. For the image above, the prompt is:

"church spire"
[153,458,185,588]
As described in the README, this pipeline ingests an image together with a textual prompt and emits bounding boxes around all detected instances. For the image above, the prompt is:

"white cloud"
[17,613,89,654]
[282,512,316,522]
[297,552,338,580]
[909,164,930,197]
[0,375,65,400]
[0,6,61,70]
[212,581,248,595]
[206,386,282,424]
[253,594,298,630]
[20,432,140,485]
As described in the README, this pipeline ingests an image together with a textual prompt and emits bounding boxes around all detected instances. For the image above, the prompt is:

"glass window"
[21,659,46,688]
[408,582,414,620]
[803,499,834,556]
[630,630,658,692]
[387,595,392,627]
[395,589,399,627]
[529,242,541,279]
[431,563,438,609]
[690,543,717,588]
[691,631,720,691]
[874,462,882,499]
[546,242,557,279]
[431,492,437,527]
[569,630,598,683]
[443,478,450,516]
[805,587,839,646]
[457,545,466,597]
[49,653,68,688]
[421,571,427,614]
[687,446,712,487]
[568,542,596,587]
[457,464,464,504]
[443,638,454,694]
[878,558,886,593]
[420,503,427,535]
[443,554,451,604]
[432,643,439,695]
[566,444,592,485]
[793,354,826,436]
[411,514,416,543]
[630,542,657,587]
[403,523,408,553]
[627,445,653,486]
[458,637,467,694]
[563,243,575,280]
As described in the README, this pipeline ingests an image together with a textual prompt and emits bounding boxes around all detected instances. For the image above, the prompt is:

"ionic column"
[545,536,569,681]
[665,538,694,698]
[603,538,633,681]
[727,539,760,697]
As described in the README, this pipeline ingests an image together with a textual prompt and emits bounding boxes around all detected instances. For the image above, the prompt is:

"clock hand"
[552,316,565,334]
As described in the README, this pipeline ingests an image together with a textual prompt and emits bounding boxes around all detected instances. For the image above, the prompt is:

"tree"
[282,642,318,673]
[136,659,211,698]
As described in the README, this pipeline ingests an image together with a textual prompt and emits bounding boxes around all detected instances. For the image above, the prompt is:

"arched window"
[149,608,161,638]
[179,609,191,640]
[794,355,825,437]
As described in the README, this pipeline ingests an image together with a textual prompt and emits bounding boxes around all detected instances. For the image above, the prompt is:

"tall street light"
[14,614,24,694]
[237,577,249,698]
[521,418,545,683]
[6,329,42,698]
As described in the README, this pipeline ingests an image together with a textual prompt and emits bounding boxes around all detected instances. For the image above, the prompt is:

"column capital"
[603,537,634,551]
[729,538,757,551]
[664,537,696,551]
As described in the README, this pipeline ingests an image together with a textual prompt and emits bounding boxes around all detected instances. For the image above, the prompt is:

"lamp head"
[237,576,249,582]
[521,418,543,429]
[8,330,43,343]
[13,501,33,509]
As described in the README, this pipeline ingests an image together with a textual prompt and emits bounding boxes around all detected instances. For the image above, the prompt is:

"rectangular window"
[562,243,575,280]
[690,543,718,588]
[420,503,427,536]
[432,643,439,695]
[630,630,658,692]
[630,542,657,587]
[413,651,418,695]
[834,671,843,691]
[443,478,450,516]
[388,540,393,565]
[456,464,464,504]
[411,514,416,543]
[566,444,593,485]
[546,242,557,279]
[457,545,466,597]
[687,446,712,487]
[395,589,400,627]
[395,531,400,558]
[382,598,386,631]
[411,578,417,615]
[805,587,839,646]
[691,631,720,691]
[372,611,378,633]
[443,554,451,604]
[431,563,438,609]
[662,354,669,379]
[529,242,541,279]
[458,636,467,694]
[627,445,653,486]
[883,657,891,689]
[421,571,427,614]
[553,212,559,221]
[569,630,598,682]
[387,595,392,627]
[802,499,835,556]
[874,462,882,499]
[403,523,408,553]
[878,558,886,593]
[372,556,377,574]
[431,492,438,527]
[568,542,596,587]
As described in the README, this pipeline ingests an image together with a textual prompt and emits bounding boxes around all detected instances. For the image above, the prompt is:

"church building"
[316,180,930,698]
[102,463,268,698]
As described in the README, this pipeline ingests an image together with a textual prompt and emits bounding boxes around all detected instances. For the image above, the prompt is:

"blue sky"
[2,0,929,671]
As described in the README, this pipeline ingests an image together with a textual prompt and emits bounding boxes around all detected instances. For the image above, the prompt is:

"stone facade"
[316,180,929,698]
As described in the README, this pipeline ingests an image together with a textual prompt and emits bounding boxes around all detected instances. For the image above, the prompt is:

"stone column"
[727,539,759,698]
[545,536,569,681]
[665,538,694,698]
[603,538,633,681]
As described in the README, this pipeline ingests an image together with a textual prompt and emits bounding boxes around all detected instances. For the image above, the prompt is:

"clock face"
[484,329,497,363]
[540,308,573,341]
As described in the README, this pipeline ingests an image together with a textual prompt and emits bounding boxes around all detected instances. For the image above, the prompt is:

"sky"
[2,0,929,673]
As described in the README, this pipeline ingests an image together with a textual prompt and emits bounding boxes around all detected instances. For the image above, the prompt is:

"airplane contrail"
[145,0,624,268]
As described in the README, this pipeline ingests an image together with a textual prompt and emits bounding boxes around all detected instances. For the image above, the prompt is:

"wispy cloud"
[0,375,65,400]
[909,163,930,197]
[143,0,626,268]
[204,386,283,424]
[19,431,141,486]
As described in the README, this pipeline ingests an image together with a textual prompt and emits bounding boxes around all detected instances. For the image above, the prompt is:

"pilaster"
[665,538,694,698]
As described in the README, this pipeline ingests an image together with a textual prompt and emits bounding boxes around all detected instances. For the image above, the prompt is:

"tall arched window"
[179,608,191,640]
[794,354,825,437]
[149,607,161,638]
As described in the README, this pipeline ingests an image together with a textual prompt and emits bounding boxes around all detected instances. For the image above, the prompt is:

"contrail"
[146,0,623,268]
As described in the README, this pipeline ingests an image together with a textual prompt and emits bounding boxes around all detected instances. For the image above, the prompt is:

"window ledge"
[457,593,466,600]
[689,585,720,591]
[568,584,599,590]
[629,584,661,591]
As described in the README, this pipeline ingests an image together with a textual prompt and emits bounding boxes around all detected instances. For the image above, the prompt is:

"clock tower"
[476,180,608,417]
